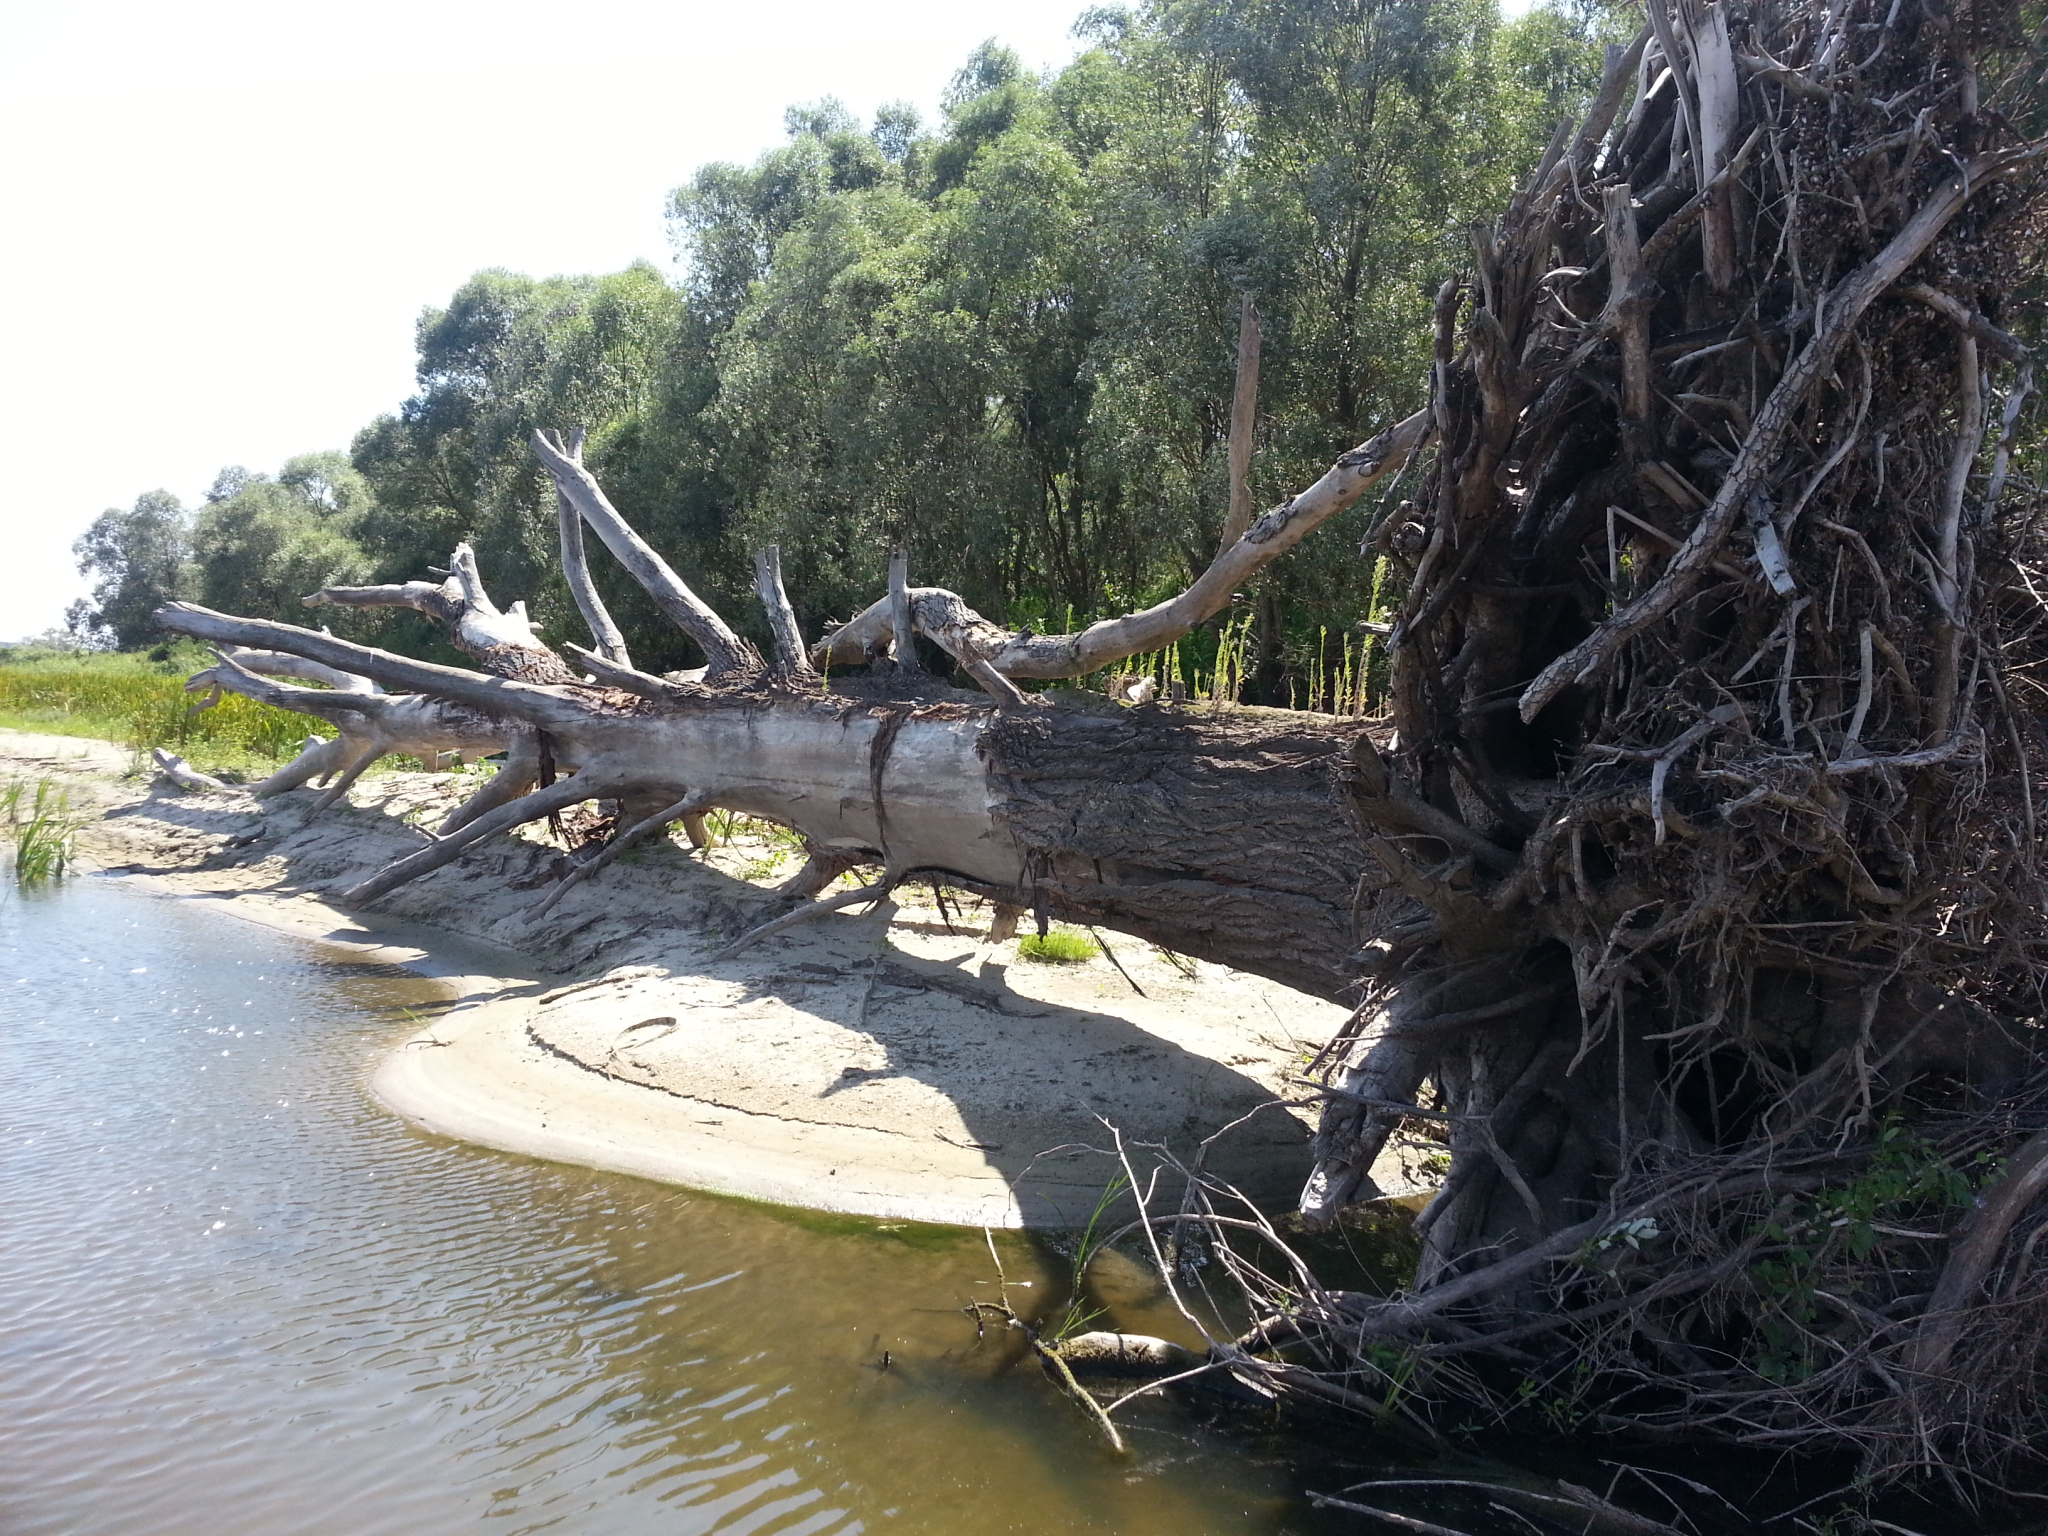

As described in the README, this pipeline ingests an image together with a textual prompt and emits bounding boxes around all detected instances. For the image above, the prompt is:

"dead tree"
[153,0,2048,1491]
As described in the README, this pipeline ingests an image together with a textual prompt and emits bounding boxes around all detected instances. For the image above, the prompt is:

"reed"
[3,777,83,884]
[0,648,311,776]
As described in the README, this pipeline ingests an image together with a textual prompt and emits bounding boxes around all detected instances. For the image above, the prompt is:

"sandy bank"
[6,728,1434,1225]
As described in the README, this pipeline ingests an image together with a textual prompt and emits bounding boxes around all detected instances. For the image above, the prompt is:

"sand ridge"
[4,728,1434,1224]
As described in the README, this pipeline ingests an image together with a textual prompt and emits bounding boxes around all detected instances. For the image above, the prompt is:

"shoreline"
[7,727,1435,1226]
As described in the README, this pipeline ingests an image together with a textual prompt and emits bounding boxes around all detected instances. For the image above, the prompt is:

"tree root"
[710,871,904,961]
[531,790,718,921]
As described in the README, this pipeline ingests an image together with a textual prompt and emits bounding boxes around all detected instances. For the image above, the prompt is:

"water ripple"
[1,877,1319,1536]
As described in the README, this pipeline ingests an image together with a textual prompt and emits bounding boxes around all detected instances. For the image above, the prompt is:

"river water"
[2,875,1396,1536]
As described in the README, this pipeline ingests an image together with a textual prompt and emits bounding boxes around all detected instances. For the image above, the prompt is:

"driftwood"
[151,749,225,792]
[149,0,2048,1501]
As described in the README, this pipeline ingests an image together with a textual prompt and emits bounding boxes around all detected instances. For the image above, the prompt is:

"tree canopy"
[76,0,1637,687]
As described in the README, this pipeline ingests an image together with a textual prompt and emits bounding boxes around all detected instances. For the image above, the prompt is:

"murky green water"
[0,876,1403,1536]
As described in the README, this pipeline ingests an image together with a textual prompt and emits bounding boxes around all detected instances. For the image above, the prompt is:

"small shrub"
[1018,926,1100,964]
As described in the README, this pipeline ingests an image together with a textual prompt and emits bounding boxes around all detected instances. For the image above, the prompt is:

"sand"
[5,728,1436,1225]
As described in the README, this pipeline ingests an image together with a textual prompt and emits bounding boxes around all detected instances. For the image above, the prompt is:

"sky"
[0,0,1100,640]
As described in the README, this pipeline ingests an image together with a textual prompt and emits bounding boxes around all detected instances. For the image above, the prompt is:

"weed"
[1056,1174,1133,1342]
[4,777,85,884]
[1018,926,1100,964]
[1746,1114,1987,1383]
[0,649,310,778]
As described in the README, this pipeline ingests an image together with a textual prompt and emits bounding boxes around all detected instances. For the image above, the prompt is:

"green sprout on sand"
[1018,926,1100,964]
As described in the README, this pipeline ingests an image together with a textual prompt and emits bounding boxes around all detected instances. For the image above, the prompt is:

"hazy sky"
[0,0,1098,638]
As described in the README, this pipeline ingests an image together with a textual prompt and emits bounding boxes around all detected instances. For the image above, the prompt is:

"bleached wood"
[157,604,594,732]
[818,408,1431,681]
[541,427,634,668]
[531,428,759,679]
[751,545,814,679]
[152,748,225,792]
[1686,3,1740,291]
[1219,294,1262,551]
[306,542,567,681]
[887,549,921,675]
[216,648,380,694]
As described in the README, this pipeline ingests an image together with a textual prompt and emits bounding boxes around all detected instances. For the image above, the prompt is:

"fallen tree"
[155,0,2048,1498]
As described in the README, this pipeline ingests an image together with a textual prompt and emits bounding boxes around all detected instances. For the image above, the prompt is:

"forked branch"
[542,427,634,669]
[531,428,761,680]
[816,407,1432,681]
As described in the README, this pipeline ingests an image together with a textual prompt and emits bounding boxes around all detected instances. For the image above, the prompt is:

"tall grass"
[4,777,83,884]
[0,647,311,778]
[1073,598,1390,717]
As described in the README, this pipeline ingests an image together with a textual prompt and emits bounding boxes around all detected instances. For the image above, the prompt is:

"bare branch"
[711,873,901,960]
[1220,293,1262,551]
[306,542,572,682]
[561,641,693,702]
[530,790,719,920]
[1900,283,2033,365]
[208,648,380,694]
[153,748,225,792]
[338,773,612,906]
[818,407,1432,681]
[752,545,815,680]
[155,603,591,733]
[530,428,760,680]
[544,428,634,669]
[1519,141,2048,724]
[887,548,922,676]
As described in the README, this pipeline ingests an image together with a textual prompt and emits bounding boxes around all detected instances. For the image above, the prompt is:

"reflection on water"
[0,877,1368,1536]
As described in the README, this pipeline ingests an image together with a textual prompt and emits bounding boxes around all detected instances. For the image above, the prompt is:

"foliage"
[1018,925,1101,963]
[0,648,316,779]
[71,2,1614,689]
[350,263,699,666]
[68,490,193,650]
[338,0,1611,685]
[67,455,379,648]
[3,777,85,884]
[190,453,373,623]
[1746,1118,1988,1384]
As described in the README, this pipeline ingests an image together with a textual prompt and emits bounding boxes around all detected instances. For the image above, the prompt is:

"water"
[0,876,1381,1536]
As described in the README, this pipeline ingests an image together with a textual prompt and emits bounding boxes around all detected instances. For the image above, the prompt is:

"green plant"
[4,778,85,884]
[1017,926,1100,964]
[1056,1174,1132,1343]
[1746,1115,1987,1383]
[0,649,311,778]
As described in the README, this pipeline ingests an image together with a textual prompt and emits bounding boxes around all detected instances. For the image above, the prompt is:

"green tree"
[191,455,373,622]
[350,263,695,661]
[341,1,1614,689]
[69,490,192,649]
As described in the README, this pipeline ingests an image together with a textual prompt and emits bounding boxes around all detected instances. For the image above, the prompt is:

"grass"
[0,644,340,781]
[1018,925,1101,964]
[4,777,86,884]
[699,807,808,881]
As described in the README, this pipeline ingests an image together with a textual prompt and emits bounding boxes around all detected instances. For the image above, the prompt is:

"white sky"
[0,0,1096,639]
[3,0,1539,641]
